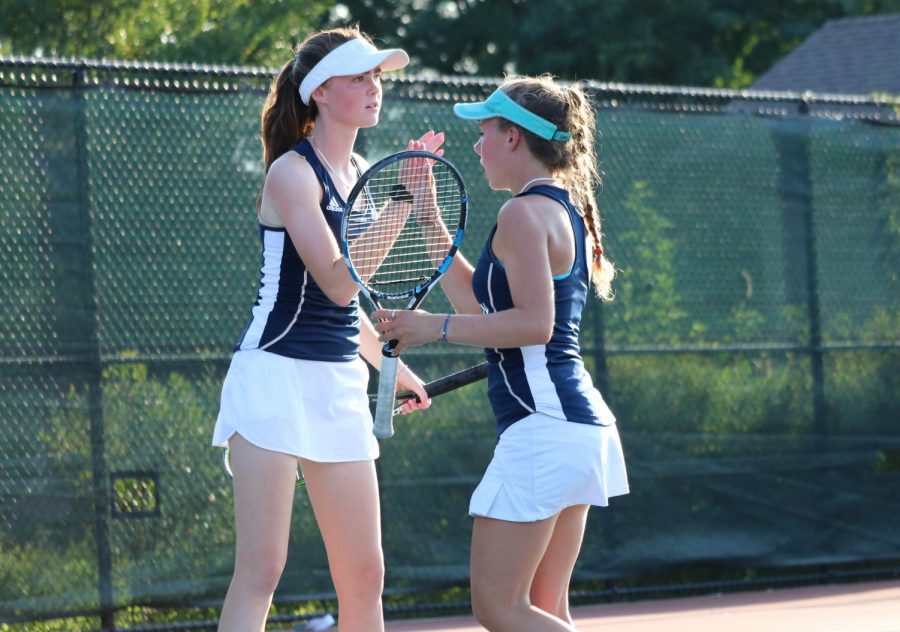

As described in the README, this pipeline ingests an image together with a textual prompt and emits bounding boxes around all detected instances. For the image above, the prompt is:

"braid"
[563,85,614,300]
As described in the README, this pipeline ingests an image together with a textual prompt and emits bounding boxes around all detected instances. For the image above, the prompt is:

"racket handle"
[373,354,399,439]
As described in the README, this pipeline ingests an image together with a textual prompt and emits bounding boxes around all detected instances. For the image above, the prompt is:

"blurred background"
[1,1,899,630]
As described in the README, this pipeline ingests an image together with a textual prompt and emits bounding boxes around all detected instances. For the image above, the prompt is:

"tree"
[3,0,899,83]
[0,0,331,66]
[336,0,900,87]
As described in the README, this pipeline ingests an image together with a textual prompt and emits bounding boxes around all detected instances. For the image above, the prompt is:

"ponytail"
[259,26,362,173]
[260,57,314,173]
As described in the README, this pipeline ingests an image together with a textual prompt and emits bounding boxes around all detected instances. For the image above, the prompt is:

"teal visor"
[453,89,571,142]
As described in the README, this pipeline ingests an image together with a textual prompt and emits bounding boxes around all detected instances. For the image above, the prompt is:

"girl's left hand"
[372,309,443,354]
[395,364,431,415]
[401,132,445,226]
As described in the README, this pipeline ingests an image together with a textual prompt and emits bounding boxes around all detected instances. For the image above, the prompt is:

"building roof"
[752,13,900,96]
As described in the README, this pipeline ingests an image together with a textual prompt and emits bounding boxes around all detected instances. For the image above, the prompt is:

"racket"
[391,361,488,415]
[341,150,468,439]
[222,447,305,489]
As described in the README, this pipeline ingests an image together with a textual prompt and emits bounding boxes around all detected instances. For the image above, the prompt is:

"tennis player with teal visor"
[371,76,627,631]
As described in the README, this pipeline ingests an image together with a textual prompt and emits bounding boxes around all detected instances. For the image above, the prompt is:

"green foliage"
[607,180,687,344]
[336,0,900,86]
[610,352,814,436]
[596,172,898,439]
[824,308,900,435]
[4,0,898,86]
[887,142,900,256]
[0,360,234,619]
[0,0,331,65]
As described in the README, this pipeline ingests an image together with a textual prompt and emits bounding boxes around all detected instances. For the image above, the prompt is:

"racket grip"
[373,355,399,439]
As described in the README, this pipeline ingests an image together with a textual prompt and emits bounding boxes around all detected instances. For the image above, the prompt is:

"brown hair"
[497,75,614,300]
[259,26,367,172]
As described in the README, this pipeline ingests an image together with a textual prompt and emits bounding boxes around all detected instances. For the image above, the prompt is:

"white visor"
[298,38,409,105]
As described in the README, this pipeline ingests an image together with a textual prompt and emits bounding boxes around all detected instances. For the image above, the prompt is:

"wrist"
[439,313,452,342]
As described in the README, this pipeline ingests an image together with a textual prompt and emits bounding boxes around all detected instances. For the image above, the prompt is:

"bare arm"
[406,159,482,314]
[262,153,359,306]
[358,308,387,370]
[398,199,480,313]
[372,197,555,351]
[439,254,481,314]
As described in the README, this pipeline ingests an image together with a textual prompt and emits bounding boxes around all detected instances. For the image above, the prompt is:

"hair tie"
[593,245,603,258]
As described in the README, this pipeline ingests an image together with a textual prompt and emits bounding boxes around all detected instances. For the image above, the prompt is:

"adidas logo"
[326,197,342,213]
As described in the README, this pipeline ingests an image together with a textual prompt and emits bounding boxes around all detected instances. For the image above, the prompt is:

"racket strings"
[347,158,463,297]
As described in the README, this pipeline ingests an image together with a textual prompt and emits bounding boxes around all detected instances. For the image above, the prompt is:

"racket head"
[340,150,468,303]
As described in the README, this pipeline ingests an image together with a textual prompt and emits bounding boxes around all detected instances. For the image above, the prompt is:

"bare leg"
[530,505,589,624]
[470,515,577,632]
[301,458,385,632]
[218,434,299,632]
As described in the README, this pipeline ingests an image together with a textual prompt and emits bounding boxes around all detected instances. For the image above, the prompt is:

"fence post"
[772,96,827,435]
[68,63,116,631]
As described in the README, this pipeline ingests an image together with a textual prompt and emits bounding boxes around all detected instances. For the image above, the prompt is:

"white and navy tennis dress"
[468,184,629,521]
[212,138,378,462]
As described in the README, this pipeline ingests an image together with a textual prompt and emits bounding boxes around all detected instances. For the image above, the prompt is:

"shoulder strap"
[292,138,336,201]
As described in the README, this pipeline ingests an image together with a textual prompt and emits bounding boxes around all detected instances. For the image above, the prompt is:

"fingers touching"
[408,130,445,156]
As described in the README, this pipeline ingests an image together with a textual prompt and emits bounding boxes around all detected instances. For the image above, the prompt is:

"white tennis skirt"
[211,349,379,462]
[469,412,629,522]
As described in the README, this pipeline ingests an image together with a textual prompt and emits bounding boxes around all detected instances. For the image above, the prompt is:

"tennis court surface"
[384,579,900,631]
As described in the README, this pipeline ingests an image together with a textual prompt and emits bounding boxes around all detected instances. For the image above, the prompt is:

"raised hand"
[400,131,445,226]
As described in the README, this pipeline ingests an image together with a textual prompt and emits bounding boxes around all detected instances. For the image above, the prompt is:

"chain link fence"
[1,58,898,630]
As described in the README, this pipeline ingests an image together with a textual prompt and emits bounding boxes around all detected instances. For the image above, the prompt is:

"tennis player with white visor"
[212,27,442,632]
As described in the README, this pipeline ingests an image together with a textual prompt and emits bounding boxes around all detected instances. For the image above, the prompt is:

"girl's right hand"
[370,308,443,354]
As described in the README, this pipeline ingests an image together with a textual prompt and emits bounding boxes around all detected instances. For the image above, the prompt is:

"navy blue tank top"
[235,139,360,361]
[471,185,616,435]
